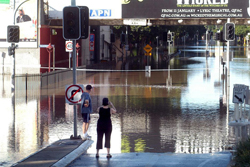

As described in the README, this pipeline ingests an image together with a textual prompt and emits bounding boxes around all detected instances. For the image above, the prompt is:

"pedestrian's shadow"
[96,156,111,167]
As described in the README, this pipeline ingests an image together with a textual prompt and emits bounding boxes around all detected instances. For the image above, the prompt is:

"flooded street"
[1,43,250,166]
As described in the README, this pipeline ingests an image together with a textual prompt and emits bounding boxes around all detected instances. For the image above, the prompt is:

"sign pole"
[227,18,230,106]
[71,0,79,139]
[72,39,78,139]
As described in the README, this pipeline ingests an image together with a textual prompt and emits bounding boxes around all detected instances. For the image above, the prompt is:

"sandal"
[96,154,99,158]
[106,154,112,158]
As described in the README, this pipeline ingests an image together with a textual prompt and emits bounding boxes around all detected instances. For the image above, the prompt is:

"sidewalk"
[69,152,232,167]
[11,139,94,167]
[11,137,232,167]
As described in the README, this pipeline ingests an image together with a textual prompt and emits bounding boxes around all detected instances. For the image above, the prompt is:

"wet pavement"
[69,152,232,167]
[1,43,250,166]
[12,139,93,167]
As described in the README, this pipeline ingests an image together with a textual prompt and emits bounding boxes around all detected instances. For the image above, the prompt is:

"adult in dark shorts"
[81,85,93,139]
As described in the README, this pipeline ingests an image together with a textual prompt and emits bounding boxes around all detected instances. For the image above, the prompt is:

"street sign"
[65,85,84,104]
[144,44,152,53]
[123,19,147,26]
[233,84,248,104]
[65,41,73,52]
[89,34,95,51]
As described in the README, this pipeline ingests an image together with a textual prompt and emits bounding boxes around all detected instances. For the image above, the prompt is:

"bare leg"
[107,148,110,155]
[96,149,99,155]
[82,122,87,134]
[82,121,90,135]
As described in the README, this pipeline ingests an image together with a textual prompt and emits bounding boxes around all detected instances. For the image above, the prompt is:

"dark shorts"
[82,113,91,123]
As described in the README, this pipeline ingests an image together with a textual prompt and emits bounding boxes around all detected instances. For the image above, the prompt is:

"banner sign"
[0,0,37,48]
[122,0,250,19]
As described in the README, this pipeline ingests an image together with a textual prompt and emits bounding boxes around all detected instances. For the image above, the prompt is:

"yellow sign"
[144,44,152,53]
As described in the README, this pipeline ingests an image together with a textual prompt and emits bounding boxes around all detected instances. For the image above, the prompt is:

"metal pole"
[226,18,230,105]
[206,30,208,51]
[71,0,79,139]
[69,52,71,68]
[11,43,15,93]
[53,46,55,71]
[73,39,78,138]
[156,36,159,65]
[126,26,128,59]
[48,52,51,72]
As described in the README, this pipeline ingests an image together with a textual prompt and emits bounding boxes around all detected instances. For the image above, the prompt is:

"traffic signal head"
[163,32,167,41]
[63,6,80,40]
[167,33,172,42]
[7,25,19,43]
[215,32,221,41]
[111,33,115,43]
[8,46,15,55]
[225,23,235,41]
[79,6,89,39]
[120,33,125,43]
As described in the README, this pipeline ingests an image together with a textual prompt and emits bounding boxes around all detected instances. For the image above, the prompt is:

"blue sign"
[90,9,111,17]
[90,34,94,42]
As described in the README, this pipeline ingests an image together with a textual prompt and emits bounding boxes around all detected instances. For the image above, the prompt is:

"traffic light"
[171,32,175,41]
[120,33,125,43]
[220,31,226,42]
[79,6,89,39]
[167,33,172,42]
[215,32,221,41]
[8,46,15,55]
[224,23,235,41]
[111,33,115,43]
[63,6,80,40]
[7,25,19,43]
[163,32,167,41]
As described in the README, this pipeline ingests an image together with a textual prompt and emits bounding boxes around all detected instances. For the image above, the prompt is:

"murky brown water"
[1,45,250,166]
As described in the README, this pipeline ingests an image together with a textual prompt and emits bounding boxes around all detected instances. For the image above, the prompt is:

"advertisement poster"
[48,0,121,19]
[0,0,37,48]
[122,0,250,19]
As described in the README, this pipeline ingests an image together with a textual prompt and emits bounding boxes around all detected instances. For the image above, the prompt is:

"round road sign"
[65,85,84,104]
[65,41,73,52]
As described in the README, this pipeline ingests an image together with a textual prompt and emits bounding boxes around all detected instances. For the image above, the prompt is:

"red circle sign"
[65,85,84,104]
[65,41,73,50]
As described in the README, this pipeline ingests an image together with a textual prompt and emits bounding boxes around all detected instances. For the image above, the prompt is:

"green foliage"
[235,25,250,37]
[233,137,250,167]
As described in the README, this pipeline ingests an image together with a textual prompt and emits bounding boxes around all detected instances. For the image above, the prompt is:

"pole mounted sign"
[65,41,73,52]
[233,84,249,104]
[144,44,152,53]
[65,85,84,104]
[122,0,250,19]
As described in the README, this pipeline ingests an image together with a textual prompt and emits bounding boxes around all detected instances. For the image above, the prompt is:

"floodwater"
[1,42,250,166]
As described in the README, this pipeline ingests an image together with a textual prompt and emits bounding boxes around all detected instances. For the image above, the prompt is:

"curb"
[51,140,94,167]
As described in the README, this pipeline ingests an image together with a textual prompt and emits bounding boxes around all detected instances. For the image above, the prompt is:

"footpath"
[11,137,233,167]
[11,139,93,167]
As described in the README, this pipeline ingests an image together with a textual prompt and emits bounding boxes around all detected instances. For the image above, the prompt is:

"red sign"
[89,34,95,51]
[65,85,84,104]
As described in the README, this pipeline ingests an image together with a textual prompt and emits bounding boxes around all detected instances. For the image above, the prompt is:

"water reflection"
[1,45,250,166]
